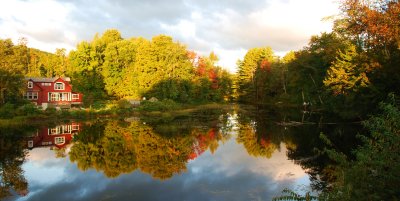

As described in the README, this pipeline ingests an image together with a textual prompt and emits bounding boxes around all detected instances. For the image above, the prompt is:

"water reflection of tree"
[236,110,284,158]
[235,106,362,193]
[285,124,361,191]
[54,147,67,158]
[69,116,230,180]
[237,123,278,158]
[0,132,28,198]
[135,130,193,179]
[70,121,138,178]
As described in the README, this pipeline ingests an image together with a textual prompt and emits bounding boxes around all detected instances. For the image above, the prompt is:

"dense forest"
[237,0,400,119]
[0,31,232,108]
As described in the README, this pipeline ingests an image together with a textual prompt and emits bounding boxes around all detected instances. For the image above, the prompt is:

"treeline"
[68,31,232,104]
[0,38,67,105]
[0,30,233,107]
[237,0,400,119]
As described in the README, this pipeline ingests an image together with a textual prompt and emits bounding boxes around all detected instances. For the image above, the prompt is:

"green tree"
[0,39,15,71]
[324,44,370,96]
[127,35,194,99]
[322,96,400,200]
[102,39,137,98]
[285,32,349,106]
[54,48,68,76]
[326,0,400,117]
[0,69,24,106]
[236,47,274,103]
[0,38,28,74]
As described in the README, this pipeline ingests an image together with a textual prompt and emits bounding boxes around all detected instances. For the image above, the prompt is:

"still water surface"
[2,106,358,201]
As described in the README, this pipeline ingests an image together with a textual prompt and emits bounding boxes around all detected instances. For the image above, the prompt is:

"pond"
[0,105,361,201]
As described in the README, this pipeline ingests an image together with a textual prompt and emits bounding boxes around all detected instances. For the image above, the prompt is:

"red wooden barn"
[24,77,83,109]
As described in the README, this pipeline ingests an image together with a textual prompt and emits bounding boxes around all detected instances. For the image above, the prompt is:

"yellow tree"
[323,44,370,96]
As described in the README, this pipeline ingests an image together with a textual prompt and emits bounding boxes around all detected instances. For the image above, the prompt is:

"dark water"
[0,105,362,201]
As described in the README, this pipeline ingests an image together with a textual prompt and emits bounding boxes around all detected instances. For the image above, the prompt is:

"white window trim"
[54,82,65,90]
[49,92,71,102]
[28,81,33,88]
[54,137,65,145]
[72,124,79,130]
[49,92,59,101]
[72,94,79,100]
[49,126,61,135]
[62,125,72,134]
[61,93,69,101]
[25,92,38,100]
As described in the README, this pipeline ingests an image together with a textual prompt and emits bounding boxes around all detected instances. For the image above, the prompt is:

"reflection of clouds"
[261,143,307,181]
[190,139,307,181]
[23,148,72,187]
[26,144,73,162]
[15,135,309,201]
[26,147,54,162]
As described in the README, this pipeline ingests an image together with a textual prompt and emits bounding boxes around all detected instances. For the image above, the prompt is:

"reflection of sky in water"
[9,136,310,201]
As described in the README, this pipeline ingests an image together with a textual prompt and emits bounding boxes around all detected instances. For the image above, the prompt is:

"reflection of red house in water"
[24,77,83,109]
[26,123,81,149]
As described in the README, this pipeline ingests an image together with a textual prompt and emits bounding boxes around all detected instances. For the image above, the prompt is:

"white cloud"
[158,0,339,72]
[215,48,248,73]
[0,0,340,72]
[0,0,75,53]
[250,0,338,43]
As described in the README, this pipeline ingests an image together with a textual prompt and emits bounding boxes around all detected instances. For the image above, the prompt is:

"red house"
[24,77,83,109]
[26,122,81,149]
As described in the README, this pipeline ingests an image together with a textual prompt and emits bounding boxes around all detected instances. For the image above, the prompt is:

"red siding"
[25,77,83,106]
[26,122,81,149]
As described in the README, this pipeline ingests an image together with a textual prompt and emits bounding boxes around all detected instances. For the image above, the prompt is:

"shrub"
[117,99,132,109]
[44,107,58,116]
[322,94,400,200]
[0,103,15,119]
[138,99,179,112]
[91,101,106,110]
[15,104,40,116]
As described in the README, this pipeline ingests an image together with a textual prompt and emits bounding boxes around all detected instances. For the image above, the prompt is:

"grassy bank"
[0,100,234,126]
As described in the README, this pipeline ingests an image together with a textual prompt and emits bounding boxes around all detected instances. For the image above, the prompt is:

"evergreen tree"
[324,44,370,96]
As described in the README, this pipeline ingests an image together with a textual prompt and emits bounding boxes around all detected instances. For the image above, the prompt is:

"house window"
[28,81,33,88]
[24,92,38,100]
[49,92,71,102]
[61,125,72,134]
[54,137,65,145]
[54,82,65,90]
[41,83,51,86]
[72,124,79,130]
[49,93,59,101]
[60,93,69,101]
[50,126,61,135]
[72,94,79,100]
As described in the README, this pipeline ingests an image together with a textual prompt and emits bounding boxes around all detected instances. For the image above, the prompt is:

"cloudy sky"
[0,0,340,72]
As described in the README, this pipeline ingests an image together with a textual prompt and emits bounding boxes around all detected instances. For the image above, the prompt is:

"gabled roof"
[25,77,71,82]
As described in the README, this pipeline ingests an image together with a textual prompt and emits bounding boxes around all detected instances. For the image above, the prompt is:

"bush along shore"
[0,99,234,126]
